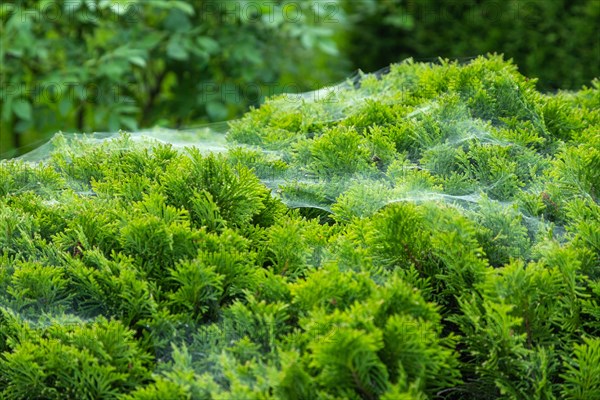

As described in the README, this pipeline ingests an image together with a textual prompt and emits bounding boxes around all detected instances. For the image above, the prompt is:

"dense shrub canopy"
[0,56,599,399]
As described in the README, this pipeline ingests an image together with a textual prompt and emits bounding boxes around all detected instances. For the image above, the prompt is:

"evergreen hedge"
[0,55,599,399]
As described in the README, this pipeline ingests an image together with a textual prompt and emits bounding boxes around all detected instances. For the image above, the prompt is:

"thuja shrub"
[1,56,599,398]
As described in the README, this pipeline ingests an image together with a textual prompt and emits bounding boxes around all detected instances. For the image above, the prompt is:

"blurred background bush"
[343,0,599,90]
[1,0,599,157]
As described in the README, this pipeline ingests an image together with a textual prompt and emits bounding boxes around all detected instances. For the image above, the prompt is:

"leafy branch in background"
[0,0,343,156]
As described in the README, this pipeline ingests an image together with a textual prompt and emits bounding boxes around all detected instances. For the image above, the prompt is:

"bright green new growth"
[0,56,599,399]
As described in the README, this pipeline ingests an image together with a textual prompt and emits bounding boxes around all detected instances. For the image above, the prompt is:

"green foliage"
[561,338,600,399]
[1,56,599,398]
[167,259,223,322]
[67,250,158,326]
[4,0,598,160]
[295,126,375,178]
[310,326,389,398]
[341,0,600,90]
[161,150,271,228]
[0,317,151,399]
[0,0,343,156]
[470,197,531,267]
[5,261,70,314]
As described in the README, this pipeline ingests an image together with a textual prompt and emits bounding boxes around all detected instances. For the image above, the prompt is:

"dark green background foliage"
[2,0,599,158]
[342,0,600,90]
[1,56,599,398]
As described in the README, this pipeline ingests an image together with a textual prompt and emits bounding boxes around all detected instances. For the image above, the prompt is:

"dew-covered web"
[11,57,567,245]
